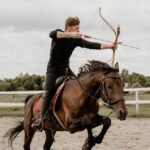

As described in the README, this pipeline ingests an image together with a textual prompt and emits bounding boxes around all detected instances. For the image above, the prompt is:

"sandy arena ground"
[0,117,150,150]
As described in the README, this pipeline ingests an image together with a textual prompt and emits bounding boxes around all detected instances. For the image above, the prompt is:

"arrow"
[82,34,139,50]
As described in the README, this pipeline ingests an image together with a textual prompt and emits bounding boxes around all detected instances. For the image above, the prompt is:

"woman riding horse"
[32,16,118,131]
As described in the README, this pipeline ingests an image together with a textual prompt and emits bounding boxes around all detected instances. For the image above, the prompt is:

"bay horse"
[4,60,128,150]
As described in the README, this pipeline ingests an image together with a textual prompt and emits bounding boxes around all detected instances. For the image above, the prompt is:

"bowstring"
[81,7,116,66]
[82,9,99,31]
[80,8,100,66]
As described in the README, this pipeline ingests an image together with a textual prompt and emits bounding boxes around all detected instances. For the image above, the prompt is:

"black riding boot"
[32,93,51,132]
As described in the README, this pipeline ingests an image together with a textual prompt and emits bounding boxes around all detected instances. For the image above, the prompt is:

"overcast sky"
[0,0,150,79]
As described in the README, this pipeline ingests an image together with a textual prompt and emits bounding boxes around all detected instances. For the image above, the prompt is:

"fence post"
[12,94,15,101]
[135,91,139,113]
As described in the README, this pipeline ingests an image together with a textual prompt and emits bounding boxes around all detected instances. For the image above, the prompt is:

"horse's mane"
[78,60,118,76]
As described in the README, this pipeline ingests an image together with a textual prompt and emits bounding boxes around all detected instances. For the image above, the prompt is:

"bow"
[99,7,120,67]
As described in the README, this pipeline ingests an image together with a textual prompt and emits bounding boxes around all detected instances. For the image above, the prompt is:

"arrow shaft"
[83,35,139,50]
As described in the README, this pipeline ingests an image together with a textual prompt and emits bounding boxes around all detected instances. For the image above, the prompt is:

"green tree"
[0,73,45,91]
[121,69,129,82]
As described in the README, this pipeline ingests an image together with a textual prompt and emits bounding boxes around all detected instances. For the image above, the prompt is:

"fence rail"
[0,88,150,113]
[124,87,150,113]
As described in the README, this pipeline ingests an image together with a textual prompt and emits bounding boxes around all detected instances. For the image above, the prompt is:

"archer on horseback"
[32,16,118,132]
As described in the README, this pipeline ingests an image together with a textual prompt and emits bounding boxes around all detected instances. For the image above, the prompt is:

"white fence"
[0,88,150,113]
[124,87,150,113]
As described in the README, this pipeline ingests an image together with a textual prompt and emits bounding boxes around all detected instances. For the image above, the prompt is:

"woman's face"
[67,25,80,32]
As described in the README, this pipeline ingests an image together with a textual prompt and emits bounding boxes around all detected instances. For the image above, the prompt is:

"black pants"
[41,67,75,118]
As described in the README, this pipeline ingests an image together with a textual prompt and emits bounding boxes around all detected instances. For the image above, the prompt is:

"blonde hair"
[65,17,80,30]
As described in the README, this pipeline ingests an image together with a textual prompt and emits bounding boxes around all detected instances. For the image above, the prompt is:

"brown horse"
[4,60,128,150]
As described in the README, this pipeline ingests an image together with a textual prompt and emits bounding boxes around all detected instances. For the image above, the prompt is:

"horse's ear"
[115,62,119,71]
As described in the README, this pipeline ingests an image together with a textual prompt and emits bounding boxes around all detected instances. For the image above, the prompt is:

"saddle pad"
[35,82,66,112]
[36,98,41,112]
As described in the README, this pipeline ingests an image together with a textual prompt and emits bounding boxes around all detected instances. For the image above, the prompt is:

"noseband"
[100,75,125,109]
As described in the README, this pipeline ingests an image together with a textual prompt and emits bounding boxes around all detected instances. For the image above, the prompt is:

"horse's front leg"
[82,115,111,150]
[68,117,92,133]
[68,118,96,150]
[93,115,111,144]
[82,127,95,150]
[44,130,56,150]
[43,120,56,150]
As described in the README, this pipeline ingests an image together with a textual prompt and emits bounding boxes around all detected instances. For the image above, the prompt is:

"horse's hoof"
[82,137,95,150]
[94,136,102,144]
[82,144,90,150]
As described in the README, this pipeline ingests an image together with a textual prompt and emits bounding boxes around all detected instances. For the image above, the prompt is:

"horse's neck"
[79,72,100,93]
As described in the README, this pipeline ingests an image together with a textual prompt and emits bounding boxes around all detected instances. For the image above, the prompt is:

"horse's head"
[78,60,128,120]
[99,63,128,120]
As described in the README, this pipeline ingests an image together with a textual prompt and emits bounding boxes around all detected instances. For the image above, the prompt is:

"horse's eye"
[107,85,112,89]
[123,83,125,87]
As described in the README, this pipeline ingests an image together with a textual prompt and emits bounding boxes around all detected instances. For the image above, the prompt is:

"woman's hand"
[101,43,118,50]
[111,43,118,50]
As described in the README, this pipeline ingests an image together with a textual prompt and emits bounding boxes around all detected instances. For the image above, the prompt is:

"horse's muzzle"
[116,108,128,120]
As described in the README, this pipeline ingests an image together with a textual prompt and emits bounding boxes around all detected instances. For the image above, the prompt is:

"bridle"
[99,75,125,109]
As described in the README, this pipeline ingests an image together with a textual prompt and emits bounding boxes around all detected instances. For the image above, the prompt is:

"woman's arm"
[57,31,82,39]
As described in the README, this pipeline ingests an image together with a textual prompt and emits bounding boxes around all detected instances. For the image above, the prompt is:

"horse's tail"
[3,95,35,148]
[3,121,23,147]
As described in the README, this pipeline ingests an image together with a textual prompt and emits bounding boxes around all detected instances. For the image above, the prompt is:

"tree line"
[0,70,150,91]
[121,69,150,88]
[0,73,45,91]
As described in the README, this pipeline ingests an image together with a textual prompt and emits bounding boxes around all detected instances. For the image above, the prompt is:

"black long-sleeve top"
[47,29,101,69]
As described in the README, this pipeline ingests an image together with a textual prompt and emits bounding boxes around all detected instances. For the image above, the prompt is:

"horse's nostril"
[119,110,123,116]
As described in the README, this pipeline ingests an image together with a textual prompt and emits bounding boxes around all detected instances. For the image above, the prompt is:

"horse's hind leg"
[23,127,35,150]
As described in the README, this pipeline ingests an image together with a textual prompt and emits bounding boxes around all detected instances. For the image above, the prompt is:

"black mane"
[78,60,118,76]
